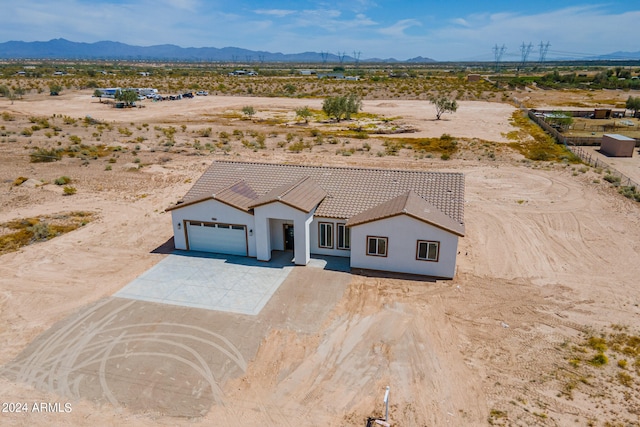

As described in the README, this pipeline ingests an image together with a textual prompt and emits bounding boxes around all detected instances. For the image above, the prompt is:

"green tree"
[430,95,458,120]
[114,89,138,107]
[322,94,362,122]
[548,111,573,131]
[295,106,313,123]
[242,105,256,120]
[93,89,103,103]
[626,96,640,117]
[49,84,62,95]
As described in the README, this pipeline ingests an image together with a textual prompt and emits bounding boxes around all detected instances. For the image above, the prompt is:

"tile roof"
[171,161,464,230]
[248,176,327,213]
[213,180,259,211]
[346,191,465,236]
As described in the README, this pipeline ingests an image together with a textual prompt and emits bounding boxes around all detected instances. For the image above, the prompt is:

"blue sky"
[1,1,639,61]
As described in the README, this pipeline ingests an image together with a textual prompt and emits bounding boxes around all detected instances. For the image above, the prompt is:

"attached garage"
[186,221,247,256]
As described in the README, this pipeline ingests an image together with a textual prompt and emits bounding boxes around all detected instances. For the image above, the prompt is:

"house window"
[337,224,350,250]
[319,222,333,248]
[367,236,387,257]
[417,240,439,262]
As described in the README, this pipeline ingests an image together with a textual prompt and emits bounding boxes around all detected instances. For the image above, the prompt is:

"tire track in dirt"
[0,298,247,416]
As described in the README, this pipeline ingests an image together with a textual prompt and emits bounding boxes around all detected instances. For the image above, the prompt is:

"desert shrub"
[54,176,72,185]
[29,221,52,241]
[30,148,62,162]
[199,127,212,137]
[13,177,29,186]
[588,352,608,366]
[2,112,14,121]
[288,140,311,152]
[63,186,77,196]
[588,336,608,352]
[618,186,640,202]
[241,105,256,119]
[21,128,33,136]
[69,135,82,144]
[118,127,133,136]
[618,371,633,387]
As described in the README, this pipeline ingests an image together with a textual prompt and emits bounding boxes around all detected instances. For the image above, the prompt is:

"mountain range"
[0,38,436,63]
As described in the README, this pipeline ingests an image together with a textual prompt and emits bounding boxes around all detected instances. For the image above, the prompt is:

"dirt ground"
[0,91,639,426]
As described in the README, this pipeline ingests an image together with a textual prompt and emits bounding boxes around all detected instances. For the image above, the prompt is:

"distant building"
[600,134,636,157]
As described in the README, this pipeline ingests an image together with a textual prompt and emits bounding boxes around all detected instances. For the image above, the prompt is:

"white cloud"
[378,19,421,37]
[253,9,296,18]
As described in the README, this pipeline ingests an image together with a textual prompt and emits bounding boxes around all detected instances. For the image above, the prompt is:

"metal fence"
[512,97,639,190]
[566,145,639,189]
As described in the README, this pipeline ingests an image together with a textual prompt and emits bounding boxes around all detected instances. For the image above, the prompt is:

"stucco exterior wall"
[268,218,293,251]
[253,202,315,265]
[170,200,257,257]
[349,215,460,278]
[309,217,351,258]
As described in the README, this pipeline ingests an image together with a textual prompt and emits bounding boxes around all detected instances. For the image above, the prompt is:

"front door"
[283,224,294,250]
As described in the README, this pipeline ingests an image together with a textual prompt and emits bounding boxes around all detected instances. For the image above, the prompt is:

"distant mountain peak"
[0,39,439,63]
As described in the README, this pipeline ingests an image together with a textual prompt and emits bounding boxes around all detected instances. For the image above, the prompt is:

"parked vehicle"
[196,90,208,96]
[182,92,194,98]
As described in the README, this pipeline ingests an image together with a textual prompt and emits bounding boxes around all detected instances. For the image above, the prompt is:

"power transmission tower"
[320,51,329,65]
[258,55,265,63]
[245,55,252,63]
[337,51,347,65]
[538,41,551,64]
[231,55,238,63]
[353,50,361,69]
[520,42,533,68]
[492,44,507,72]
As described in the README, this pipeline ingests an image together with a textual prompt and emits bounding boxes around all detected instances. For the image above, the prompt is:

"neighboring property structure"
[600,134,636,157]
[167,161,465,278]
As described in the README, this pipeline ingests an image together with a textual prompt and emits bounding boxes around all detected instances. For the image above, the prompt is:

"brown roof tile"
[248,176,327,213]
[214,180,259,211]
[171,161,464,229]
[346,191,465,236]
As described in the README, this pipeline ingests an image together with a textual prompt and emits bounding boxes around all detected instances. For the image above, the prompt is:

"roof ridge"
[278,176,311,199]
[212,160,463,177]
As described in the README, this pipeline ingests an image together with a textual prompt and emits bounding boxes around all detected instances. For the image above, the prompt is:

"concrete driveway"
[116,250,296,315]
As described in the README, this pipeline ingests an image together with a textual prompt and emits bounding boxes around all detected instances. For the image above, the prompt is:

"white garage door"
[186,221,247,256]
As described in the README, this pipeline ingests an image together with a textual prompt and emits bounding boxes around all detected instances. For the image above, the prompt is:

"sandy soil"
[0,92,639,426]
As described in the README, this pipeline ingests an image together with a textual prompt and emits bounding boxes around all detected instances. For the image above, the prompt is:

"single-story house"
[167,161,465,278]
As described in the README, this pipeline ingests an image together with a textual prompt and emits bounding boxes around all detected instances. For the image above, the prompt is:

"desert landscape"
[1,82,640,427]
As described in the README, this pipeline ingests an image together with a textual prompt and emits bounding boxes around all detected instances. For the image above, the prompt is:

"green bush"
[30,148,62,162]
[29,222,52,241]
[54,176,71,185]
[63,186,77,196]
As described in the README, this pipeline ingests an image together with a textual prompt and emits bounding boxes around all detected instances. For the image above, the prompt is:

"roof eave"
[348,212,465,237]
